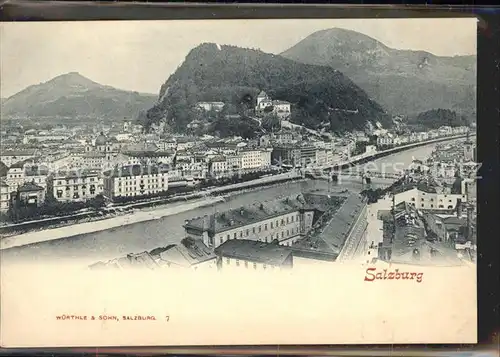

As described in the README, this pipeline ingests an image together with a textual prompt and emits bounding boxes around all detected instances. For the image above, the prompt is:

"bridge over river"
[1,137,466,267]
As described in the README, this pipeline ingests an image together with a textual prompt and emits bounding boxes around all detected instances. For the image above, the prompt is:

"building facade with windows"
[183,196,317,250]
[50,170,103,202]
[0,180,10,212]
[394,187,466,211]
[102,164,169,200]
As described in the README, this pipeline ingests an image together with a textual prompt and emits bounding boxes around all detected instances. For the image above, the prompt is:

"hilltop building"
[196,102,225,112]
[255,91,291,119]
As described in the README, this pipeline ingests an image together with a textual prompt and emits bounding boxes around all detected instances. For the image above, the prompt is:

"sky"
[0,18,477,98]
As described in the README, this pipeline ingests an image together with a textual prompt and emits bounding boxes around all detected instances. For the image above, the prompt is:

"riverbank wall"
[0,172,303,250]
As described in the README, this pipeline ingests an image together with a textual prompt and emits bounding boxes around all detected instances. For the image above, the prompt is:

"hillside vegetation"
[144,43,392,134]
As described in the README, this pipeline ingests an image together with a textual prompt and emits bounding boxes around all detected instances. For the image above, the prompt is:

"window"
[264,224,268,231]
[244,261,248,268]
[236,260,240,267]
[220,237,223,245]
[65,186,70,191]
[411,197,415,201]
[430,198,434,202]
[421,198,424,201]
[271,222,273,229]
[291,216,294,223]
[240,231,243,238]
[258,226,262,233]
[234,233,237,239]
[430,204,434,208]
[227,234,230,240]
[421,204,424,207]
[252,227,255,233]
[281,219,285,225]
[282,232,284,238]
[226,258,230,265]
[253,262,257,270]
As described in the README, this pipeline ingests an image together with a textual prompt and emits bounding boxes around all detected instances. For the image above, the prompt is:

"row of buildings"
[90,189,369,271]
[374,126,470,148]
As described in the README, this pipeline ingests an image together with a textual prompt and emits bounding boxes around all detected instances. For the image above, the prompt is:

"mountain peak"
[280,28,476,117]
[47,72,101,88]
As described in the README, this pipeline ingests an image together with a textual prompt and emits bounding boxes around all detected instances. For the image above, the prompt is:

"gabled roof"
[155,239,216,268]
[184,192,343,235]
[18,182,44,192]
[292,193,365,256]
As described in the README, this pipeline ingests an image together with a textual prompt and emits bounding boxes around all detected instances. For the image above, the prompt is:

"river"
[0,141,447,267]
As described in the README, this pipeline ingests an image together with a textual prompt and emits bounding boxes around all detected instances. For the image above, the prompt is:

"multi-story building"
[291,192,368,266]
[240,149,262,170]
[209,156,228,177]
[300,145,317,167]
[463,139,475,162]
[50,170,103,202]
[121,151,174,166]
[80,152,106,171]
[215,239,293,271]
[12,182,46,207]
[102,164,169,200]
[271,145,301,168]
[183,195,324,250]
[0,149,39,167]
[255,91,291,118]
[393,186,467,211]
[260,148,272,168]
[377,134,395,147]
[272,100,291,119]
[0,180,10,213]
[226,155,242,172]
[6,162,49,191]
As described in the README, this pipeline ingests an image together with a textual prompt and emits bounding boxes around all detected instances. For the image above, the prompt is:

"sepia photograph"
[0,17,478,347]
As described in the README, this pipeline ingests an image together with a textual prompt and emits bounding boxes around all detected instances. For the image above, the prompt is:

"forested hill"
[143,43,392,133]
[407,108,470,130]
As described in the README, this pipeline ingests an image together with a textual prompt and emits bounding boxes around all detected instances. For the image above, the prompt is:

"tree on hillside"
[408,108,469,130]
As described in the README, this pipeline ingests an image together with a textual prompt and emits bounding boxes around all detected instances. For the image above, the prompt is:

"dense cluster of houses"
[0,91,473,219]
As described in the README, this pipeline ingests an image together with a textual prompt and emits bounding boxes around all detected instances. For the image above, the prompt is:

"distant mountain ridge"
[144,43,392,133]
[281,28,476,118]
[1,72,157,120]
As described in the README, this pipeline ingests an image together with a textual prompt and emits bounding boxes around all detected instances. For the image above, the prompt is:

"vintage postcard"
[0,17,477,347]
